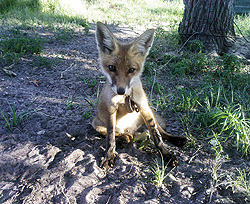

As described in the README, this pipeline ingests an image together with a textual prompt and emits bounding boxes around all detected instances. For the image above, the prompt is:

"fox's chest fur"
[98,81,143,135]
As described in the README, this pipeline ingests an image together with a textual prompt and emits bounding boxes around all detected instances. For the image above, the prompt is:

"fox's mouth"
[111,84,129,95]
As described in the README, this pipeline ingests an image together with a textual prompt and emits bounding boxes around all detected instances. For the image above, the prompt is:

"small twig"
[60,63,74,79]
[205,136,214,141]
[106,196,111,204]
[119,164,134,179]
[179,32,236,39]
[188,145,203,164]
[27,145,42,157]
[3,64,15,69]
[2,68,17,76]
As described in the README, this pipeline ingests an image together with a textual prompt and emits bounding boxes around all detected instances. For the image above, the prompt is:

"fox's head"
[96,22,154,95]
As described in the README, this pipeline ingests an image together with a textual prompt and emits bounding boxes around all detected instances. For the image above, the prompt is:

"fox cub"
[92,22,186,169]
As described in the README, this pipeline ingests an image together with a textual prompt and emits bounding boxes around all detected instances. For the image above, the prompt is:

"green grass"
[0,0,249,37]
[149,152,175,188]
[2,98,38,132]
[234,13,250,37]
[208,133,249,201]
[230,168,250,198]
[34,55,55,68]
[1,35,43,54]
[145,30,248,157]
[211,104,249,155]
[0,27,43,65]
[84,85,100,109]
[64,97,80,110]
[144,25,249,156]
[0,0,89,32]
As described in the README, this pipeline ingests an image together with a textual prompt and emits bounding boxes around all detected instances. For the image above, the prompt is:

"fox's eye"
[108,65,116,72]
[128,68,135,73]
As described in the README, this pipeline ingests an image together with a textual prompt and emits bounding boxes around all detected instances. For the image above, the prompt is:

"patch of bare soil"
[0,25,249,203]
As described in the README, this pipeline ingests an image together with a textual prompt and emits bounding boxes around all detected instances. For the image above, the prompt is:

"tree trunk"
[178,0,236,54]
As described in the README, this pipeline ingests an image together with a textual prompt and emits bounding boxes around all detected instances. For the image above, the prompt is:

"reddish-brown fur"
[92,22,186,169]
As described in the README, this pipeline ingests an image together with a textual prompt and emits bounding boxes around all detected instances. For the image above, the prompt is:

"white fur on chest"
[111,94,126,105]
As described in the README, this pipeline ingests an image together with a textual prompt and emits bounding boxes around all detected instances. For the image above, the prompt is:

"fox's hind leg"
[92,116,107,136]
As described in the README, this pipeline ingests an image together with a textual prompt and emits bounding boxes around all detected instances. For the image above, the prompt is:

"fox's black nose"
[117,88,125,95]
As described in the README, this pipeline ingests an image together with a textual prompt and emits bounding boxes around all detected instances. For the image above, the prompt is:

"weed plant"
[149,152,175,188]
[208,132,249,201]
[230,169,250,198]
[2,98,38,132]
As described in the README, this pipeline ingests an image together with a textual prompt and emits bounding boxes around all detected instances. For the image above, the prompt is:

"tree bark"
[178,0,236,54]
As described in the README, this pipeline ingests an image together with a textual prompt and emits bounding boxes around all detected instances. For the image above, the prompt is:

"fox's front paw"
[100,151,117,170]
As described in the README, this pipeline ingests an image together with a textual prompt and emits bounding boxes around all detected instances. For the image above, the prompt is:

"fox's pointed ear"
[96,22,118,54]
[130,29,155,57]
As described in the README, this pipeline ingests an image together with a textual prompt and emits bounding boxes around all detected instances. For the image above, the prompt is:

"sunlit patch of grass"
[211,104,249,155]
[173,88,199,112]
[234,13,250,36]
[0,0,184,31]
[230,168,250,198]
[149,152,175,188]
[196,86,249,155]
[0,0,89,33]
[1,35,43,54]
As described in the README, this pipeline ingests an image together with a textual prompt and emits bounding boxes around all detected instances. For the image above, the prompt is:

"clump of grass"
[234,13,250,37]
[209,131,225,156]
[83,78,97,88]
[155,93,171,111]
[208,132,249,201]
[2,98,38,132]
[34,55,55,68]
[173,88,199,112]
[54,27,75,43]
[230,168,250,198]
[0,0,18,13]
[149,152,175,188]
[188,39,205,53]
[170,52,210,76]
[64,97,80,110]
[83,110,91,119]
[209,153,228,202]
[0,29,43,65]
[1,36,43,54]
[133,130,152,150]
[196,85,249,155]
[195,86,224,129]
[211,104,249,155]
[84,85,100,109]
[221,53,243,75]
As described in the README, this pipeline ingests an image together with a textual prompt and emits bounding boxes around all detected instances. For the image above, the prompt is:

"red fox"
[92,22,186,169]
